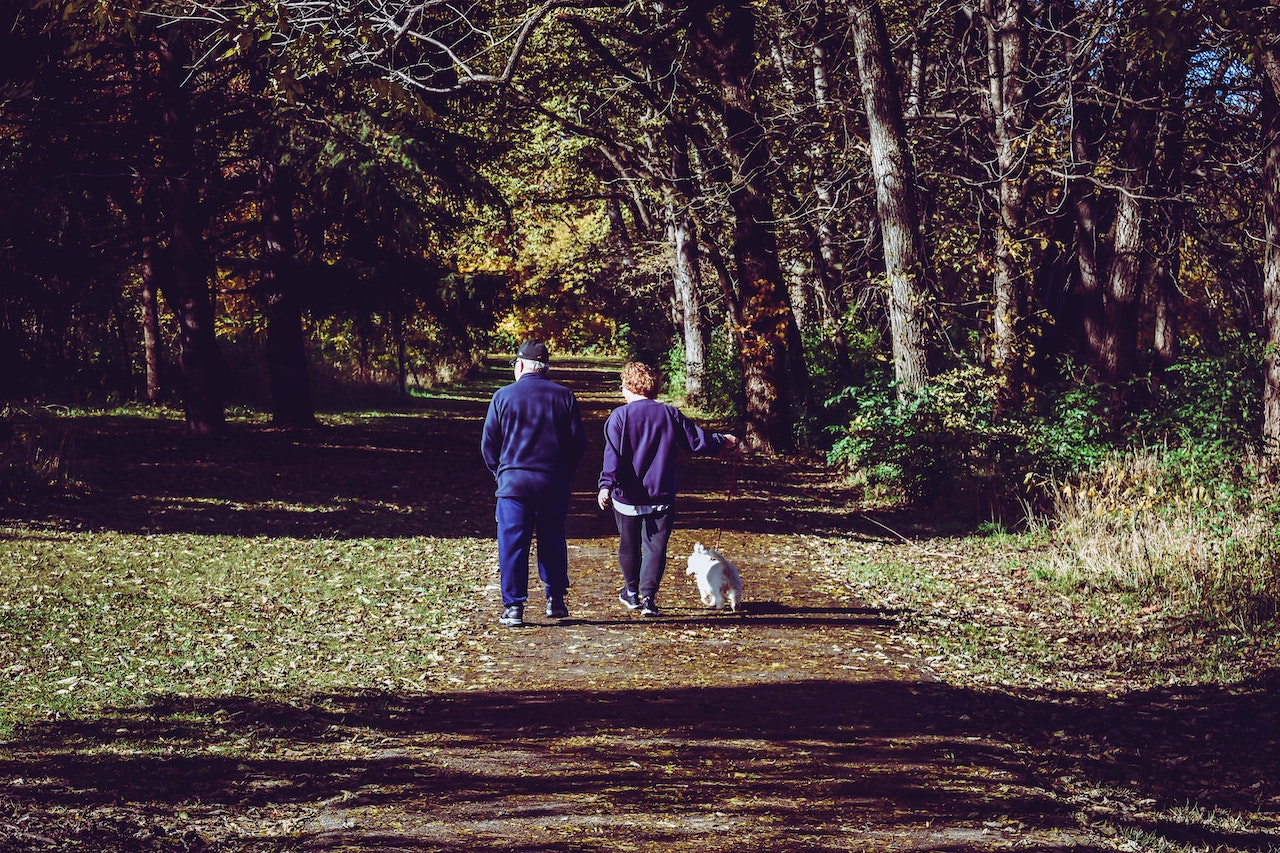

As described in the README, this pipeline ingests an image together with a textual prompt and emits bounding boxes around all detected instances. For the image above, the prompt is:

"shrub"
[1028,375,1113,475]
[826,366,1036,517]
[1042,448,1280,632]
[1,406,71,501]
[794,325,881,451]
[663,324,742,418]
[1132,332,1262,458]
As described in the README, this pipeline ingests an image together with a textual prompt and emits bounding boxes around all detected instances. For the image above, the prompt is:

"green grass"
[833,521,1280,690]
[0,527,482,737]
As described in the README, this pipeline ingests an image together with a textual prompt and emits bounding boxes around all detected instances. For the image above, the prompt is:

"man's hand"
[597,488,611,510]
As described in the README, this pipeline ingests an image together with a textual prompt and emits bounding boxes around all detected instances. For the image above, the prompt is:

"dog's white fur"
[685,542,743,612]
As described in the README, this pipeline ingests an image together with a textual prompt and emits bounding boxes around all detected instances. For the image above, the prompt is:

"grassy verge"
[835,444,1280,691]
[829,450,1280,853]
[0,527,484,737]
[837,528,1279,691]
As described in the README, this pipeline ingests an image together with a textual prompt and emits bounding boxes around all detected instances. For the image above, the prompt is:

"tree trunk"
[0,259,19,400]
[670,208,710,406]
[1099,55,1158,384]
[1150,54,1189,376]
[1048,0,1108,370]
[1070,109,1108,372]
[1259,40,1280,452]
[982,0,1031,410]
[694,4,804,454]
[139,232,165,405]
[156,33,224,435]
[126,39,165,406]
[850,0,930,397]
[259,157,316,428]
[393,311,408,399]
[667,127,710,406]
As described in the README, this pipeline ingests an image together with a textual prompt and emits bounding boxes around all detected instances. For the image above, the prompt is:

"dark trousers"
[614,507,674,600]
[496,494,570,606]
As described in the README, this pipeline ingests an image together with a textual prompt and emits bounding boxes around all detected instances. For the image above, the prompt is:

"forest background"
[3,1,1280,645]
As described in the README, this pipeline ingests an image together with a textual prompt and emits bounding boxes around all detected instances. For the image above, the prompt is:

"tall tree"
[665,125,713,406]
[688,4,806,452]
[155,30,226,435]
[975,0,1034,408]
[258,157,316,428]
[1147,39,1192,377]
[763,0,863,380]
[1258,2,1280,450]
[849,0,931,397]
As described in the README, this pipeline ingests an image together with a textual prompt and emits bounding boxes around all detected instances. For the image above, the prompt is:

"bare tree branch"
[160,0,610,92]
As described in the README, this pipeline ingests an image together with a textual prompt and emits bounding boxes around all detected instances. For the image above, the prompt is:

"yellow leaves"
[1052,450,1226,525]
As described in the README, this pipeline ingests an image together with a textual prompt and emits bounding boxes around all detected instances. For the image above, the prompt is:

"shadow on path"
[2,672,1277,851]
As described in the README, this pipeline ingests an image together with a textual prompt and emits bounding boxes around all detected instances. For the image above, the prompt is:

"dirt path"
[291,362,1098,852]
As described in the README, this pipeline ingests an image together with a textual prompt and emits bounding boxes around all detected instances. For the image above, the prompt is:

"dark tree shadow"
[1,672,1276,851]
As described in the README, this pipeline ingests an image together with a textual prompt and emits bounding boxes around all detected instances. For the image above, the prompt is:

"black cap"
[516,340,550,363]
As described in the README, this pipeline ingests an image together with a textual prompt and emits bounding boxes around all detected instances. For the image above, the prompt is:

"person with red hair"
[597,361,737,617]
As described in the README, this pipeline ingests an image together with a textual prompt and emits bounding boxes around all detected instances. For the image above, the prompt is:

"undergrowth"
[838,444,1280,692]
[0,406,72,502]
[1038,450,1280,634]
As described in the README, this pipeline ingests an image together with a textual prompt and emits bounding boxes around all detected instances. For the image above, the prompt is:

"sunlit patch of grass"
[844,559,943,599]
[1039,451,1280,632]
[840,553,1069,683]
[827,449,1280,691]
[1108,800,1280,853]
[0,527,485,737]
[829,517,1280,691]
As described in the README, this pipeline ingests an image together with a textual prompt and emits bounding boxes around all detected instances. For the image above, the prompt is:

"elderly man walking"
[481,340,587,627]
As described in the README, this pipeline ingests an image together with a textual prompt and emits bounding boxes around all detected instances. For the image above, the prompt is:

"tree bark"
[139,230,165,405]
[1099,54,1158,384]
[1259,36,1280,452]
[850,0,930,397]
[666,127,711,407]
[259,157,317,428]
[1150,52,1189,376]
[669,208,710,406]
[1047,0,1109,371]
[156,32,225,435]
[0,258,19,400]
[126,38,165,406]
[981,0,1031,410]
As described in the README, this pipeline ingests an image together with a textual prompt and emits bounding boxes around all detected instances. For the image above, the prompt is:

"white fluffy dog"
[685,542,743,612]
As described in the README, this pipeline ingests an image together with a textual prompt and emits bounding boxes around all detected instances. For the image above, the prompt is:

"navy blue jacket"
[597,398,727,507]
[482,372,587,499]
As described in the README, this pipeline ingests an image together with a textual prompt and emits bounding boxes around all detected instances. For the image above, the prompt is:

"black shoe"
[546,597,569,619]
[640,596,660,617]
[618,589,641,611]
[499,605,524,627]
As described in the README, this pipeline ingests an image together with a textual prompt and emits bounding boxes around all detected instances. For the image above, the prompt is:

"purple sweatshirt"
[597,398,728,508]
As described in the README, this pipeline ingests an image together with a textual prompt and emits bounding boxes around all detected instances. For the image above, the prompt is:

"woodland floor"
[1,359,1277,851]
